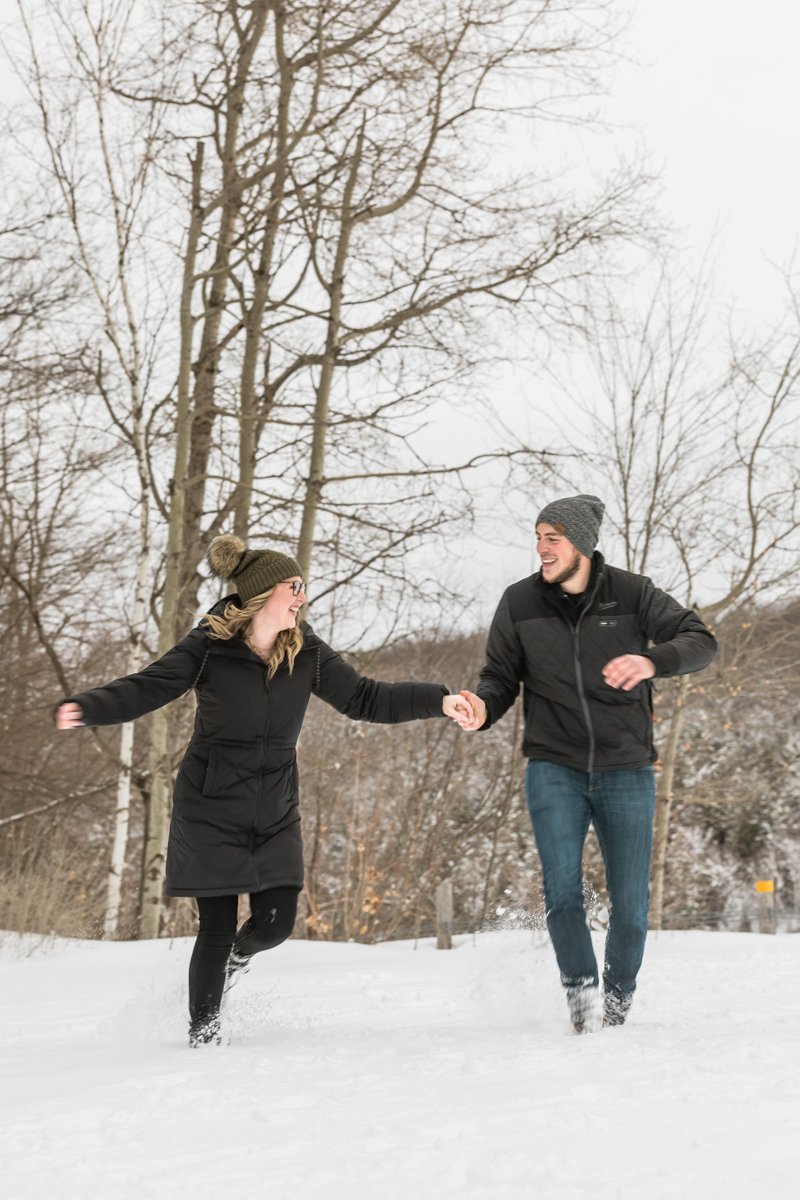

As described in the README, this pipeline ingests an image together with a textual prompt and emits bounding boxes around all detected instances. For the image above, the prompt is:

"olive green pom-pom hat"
[207,535,302,604]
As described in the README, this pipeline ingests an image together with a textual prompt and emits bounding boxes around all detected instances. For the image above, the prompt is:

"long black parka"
[65,603,448,897]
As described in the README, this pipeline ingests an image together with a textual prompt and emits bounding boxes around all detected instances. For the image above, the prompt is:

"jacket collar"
[533,551,606,611]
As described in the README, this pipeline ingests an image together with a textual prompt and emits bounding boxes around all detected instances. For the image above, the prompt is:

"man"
[459,494,716,1032]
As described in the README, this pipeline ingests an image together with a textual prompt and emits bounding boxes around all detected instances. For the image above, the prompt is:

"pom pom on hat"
[207,534,247,580]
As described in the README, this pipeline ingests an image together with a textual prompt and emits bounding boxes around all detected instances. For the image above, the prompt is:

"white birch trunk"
[102,527,149,938]
[103,719,134,938]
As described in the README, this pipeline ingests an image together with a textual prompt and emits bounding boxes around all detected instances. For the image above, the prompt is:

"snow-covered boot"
[566,981,602,1034]
[603,989,633,1027]
[188,1011,222,1048]
[223,947,252,993]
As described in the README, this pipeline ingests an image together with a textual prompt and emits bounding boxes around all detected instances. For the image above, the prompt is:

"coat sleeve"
[58,628,209,727]
[312,639,448,723]
[475,590,523,730]
[638,580,717,677]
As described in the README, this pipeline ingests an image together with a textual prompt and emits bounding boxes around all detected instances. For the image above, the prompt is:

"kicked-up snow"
[1,929,797,1200]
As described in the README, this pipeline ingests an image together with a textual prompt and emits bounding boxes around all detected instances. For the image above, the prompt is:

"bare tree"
[0,271,132,936]
[565,261,800,927]
[16,1,169,935]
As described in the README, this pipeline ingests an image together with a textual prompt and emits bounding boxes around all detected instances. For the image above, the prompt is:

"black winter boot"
[223,947,252,993]
[188,1010,222,1048]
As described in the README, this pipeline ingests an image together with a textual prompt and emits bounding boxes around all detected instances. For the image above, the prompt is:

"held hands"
[55,702,85,729]
[602,654,656,692]
[442,693,475,727]
[442,691,488,730]
[456,689,487,731]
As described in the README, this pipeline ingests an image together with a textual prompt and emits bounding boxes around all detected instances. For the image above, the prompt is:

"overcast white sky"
[612,1,799,323]
[441,0,800,611]
[4,4,793,307]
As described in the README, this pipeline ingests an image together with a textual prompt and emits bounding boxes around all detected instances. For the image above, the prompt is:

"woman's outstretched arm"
[54,628,208,728]
[313,638,471,726]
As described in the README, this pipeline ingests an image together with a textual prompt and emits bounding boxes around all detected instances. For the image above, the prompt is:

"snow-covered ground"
[2,928,797,1200]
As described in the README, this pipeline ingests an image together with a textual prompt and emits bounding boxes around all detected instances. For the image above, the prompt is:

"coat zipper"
[251,666,270,867]
[569,569,603,776]
[572,617,595,776]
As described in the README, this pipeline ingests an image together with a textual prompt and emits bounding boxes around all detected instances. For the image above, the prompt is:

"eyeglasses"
[288,580,305,597]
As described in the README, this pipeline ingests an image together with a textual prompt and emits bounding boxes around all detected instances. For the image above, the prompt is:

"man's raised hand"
[602,654,656,692]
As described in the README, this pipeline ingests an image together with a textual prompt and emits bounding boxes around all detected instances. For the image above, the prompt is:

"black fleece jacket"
[476,553,716,773]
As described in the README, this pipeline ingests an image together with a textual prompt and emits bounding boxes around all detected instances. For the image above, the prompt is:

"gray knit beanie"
[535,494,605,558]
[206,535,302,604]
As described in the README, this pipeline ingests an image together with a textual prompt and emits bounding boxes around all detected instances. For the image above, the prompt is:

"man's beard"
[549,550,582,587]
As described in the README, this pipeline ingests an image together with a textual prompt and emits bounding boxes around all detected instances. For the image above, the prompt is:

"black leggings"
[188,887,299,1023]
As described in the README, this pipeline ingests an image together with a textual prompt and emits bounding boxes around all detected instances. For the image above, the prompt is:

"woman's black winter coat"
[65,607,448,897]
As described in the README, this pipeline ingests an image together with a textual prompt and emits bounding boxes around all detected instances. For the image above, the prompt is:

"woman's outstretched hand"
[55,702,85,729]
[442,694,474,726]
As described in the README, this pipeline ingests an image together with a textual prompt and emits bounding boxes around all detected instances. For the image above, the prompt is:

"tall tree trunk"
[233,6,291,539]
[103,720,134,938]
[140,709,172,939]
[295,126,363,580]
[181,3,271,599]
[139,143,204,939]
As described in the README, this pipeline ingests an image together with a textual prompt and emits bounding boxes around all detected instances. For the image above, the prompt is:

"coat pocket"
[255,753,299,830]
[176,747,210,796]
[203,741,262,801]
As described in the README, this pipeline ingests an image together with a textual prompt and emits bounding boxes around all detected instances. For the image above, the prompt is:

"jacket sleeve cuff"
[414,683,450,718]
[644,645,681,676]
[55,693,104,727]
[477,693,494,730]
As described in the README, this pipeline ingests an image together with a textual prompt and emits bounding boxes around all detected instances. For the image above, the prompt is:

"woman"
[55,535,472,1046]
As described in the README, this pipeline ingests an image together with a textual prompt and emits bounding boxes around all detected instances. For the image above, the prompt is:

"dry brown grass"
[0,827,106,940]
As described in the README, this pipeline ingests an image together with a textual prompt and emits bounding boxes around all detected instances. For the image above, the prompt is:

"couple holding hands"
[56,494,715,1044]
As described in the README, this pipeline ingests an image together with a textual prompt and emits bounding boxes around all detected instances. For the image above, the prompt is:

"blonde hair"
[201,587,304,679]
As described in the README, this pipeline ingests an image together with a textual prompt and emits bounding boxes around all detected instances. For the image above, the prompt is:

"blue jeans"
[525,760,655,999]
